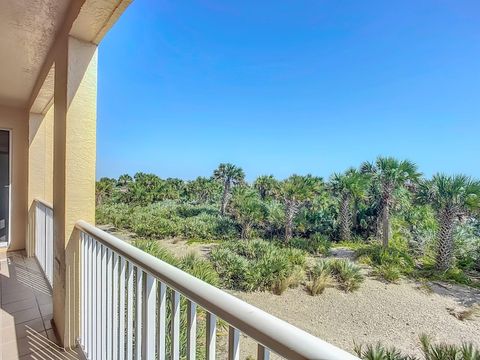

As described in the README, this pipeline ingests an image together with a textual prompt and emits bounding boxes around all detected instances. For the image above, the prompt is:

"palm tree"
[213,163,245,215]
[254,175,278,200]
[96,177,116,205]
[278,174,323,242]
[417,174,480,270]
[185,176,221,204]
[231,187,266,239]
[362,157,421,247]
[117,174,132,187]
[330,168,369,241]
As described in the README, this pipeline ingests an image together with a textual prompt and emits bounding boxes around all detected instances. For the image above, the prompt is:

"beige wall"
[0,105,28,251]
[26,107,54,256]
[28,108,54,206]
[52,36,97,347]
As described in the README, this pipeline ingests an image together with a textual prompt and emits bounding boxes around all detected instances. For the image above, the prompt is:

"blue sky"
[97,0,480,182]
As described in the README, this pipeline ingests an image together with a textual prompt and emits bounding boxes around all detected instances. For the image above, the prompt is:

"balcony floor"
[0,251,80,360]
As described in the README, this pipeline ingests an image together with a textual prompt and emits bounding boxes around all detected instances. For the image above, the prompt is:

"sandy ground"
[100,225,480,358]
[230,279,480,358]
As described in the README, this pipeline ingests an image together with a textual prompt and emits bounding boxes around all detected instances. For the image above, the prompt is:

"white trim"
[0,128,11,247]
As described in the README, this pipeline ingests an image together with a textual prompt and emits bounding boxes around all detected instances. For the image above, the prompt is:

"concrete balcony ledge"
[0,251,80,360]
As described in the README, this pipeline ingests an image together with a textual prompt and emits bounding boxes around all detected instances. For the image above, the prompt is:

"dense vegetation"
[355,335,480,360]
[97,157,480,289]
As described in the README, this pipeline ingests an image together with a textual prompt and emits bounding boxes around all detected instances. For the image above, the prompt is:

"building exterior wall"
[52,36,97,347]
[27,107,54,256]
[0,106,28,251]
[28,107,54,206]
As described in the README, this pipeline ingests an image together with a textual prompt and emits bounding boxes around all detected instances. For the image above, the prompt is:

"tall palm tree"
[418,174,480,270]
[330,168,369,241]
[278,174,323,242]
[362,157,421,247]
[213,163,245,215]
[254,175,278,200]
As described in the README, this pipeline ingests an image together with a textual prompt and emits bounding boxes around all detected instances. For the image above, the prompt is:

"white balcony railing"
[77,220,360,360]
[34,199,54,287]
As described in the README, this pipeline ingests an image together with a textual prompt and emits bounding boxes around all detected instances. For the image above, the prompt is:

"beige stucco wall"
[0,105,28,251]
[28,108,54,205]
[52,36,97,347]
[27,107,54,256]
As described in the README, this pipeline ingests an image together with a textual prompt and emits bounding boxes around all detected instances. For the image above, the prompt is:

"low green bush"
[355,242,415,282]
[355,335,480,360]
[178,252,220,286]
[210,239,307,294]
[328,258,364,292]
[96,203,133,228]
[97,201,239,241]
[288,233,331,255]
[307,260,333,295]
[307,258,363,294]
[132,239,179,265]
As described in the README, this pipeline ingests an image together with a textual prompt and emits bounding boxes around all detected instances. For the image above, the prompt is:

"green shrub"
[354,343,412,360]
[179,252,220,286]
[210,239,307,293]
[288,233,331,255]
[307,260,333,295]
[209,248,251,290]
[373,263,402,283]
[329,258,364,292]
[355,242,415,282]
[132,239,178,265]
[307,258,363,294]
[96,203,133,228]
[355,335,480,360]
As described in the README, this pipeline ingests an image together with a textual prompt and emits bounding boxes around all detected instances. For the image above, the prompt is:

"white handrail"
[34,199,53,287]
[76,220,359,360]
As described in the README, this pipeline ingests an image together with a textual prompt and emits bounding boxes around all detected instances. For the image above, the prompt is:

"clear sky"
[97,0,480,182]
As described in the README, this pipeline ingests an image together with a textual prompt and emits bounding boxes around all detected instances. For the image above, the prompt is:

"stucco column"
[53,35,97,348]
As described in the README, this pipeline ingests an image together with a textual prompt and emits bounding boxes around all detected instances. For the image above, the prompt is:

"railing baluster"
[80,233,87,349]
[206,312,217,360]
[112,253,119,360]
[257,345,270,360]
[106,249,113,360]
[87,236,93,357]
[96,242,102,359]
[157,282,166,360]
[46,207,53,284]
[143,274,156,359]
[135,267,143,360]
[187,300,197,360]
[76,222,362,360]
[171,290,180,360]
[228,326,240,360]
[119,257,126,360]
[127,262,134,359]
[102,245,108,359]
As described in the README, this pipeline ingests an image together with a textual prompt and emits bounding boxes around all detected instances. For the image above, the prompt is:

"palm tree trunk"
[339,194,351,241]
[381,203,390,248]
[352,199,359,231]
[436,207,455,270]
[284,201,296,243]
[220,181,230,215]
